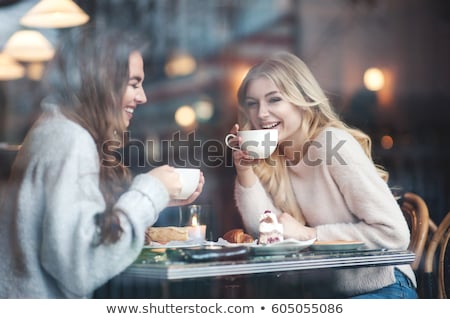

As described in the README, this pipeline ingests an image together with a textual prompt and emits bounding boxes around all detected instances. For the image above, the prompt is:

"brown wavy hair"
[44,27,149,244]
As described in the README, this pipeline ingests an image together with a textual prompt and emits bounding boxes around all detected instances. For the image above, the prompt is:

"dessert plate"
[309,240,365,251]
[167,245,251,262]
[215,238,258,247]
[144,239,206,249]
[251,238,316,256]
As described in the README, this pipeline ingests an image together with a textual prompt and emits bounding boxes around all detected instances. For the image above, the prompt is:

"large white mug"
[224,129,278,159]
[173,168,200,200]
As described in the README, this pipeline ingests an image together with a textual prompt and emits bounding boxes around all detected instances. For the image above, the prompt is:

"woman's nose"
[136,89,147,104]
[257,102,269,118]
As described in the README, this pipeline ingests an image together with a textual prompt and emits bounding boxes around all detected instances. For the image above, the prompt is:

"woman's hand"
[168,171,205,207]
[229,123,259,187]
[148,165,182,199]
[149,166,205,206]
[279,212,317,241]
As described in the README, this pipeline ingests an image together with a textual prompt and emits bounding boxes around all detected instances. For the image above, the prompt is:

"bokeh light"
[175,105,196,127]
[363,68,385,91]
[165,52,196,78]
[381,135,394,150]
[194,98,214,122]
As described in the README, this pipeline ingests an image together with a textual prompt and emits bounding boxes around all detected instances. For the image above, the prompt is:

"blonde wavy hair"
[237,52,387,224]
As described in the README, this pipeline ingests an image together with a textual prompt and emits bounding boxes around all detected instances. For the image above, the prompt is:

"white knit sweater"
[235,127,416,297]
[0,105,169,298]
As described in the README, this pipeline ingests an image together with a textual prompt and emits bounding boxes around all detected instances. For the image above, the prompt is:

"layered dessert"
[258,210,284,244]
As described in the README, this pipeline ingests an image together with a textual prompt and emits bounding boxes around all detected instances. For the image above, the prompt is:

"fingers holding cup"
[168,169,204,207]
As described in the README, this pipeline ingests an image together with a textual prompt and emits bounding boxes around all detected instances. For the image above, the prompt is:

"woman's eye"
[245,101,257,108]
[269,97,281,103]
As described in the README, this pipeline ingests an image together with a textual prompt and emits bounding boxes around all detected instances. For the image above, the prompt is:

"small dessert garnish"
[258,210,284,244]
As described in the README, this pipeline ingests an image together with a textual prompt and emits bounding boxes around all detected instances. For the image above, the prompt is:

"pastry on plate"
[145,226,189,245]
[223,228,254,244]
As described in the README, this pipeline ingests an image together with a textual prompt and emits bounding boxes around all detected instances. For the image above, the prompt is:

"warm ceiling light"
[27,62,46,81]
[363,67,385,91]
[165,51,197,78]
[20,0,89,28]
[4,30,55,62]
[0,52,25,81]
[175,105,196,127]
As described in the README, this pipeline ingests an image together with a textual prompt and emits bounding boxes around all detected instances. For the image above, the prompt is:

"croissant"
[223,228,254,243]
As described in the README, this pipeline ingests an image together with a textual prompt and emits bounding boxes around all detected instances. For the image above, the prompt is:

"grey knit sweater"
[0,106,169,298]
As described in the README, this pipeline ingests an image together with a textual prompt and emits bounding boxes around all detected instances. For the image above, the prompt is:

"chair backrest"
[399,192,430,271]
[423,212,450,298]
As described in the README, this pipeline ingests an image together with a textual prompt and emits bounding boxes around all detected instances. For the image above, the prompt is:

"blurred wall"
[1,0,449,236]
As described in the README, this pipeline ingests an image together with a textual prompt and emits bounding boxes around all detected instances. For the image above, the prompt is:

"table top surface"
[122,247,415,280]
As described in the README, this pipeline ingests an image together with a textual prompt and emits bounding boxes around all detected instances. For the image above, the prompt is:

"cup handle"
[225,133,241,152]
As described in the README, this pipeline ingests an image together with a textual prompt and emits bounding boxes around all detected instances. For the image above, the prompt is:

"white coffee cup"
[225,129,278,159]
[174,168,200,200]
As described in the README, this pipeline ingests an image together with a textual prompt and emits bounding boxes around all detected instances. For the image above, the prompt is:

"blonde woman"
[229,52,416,298]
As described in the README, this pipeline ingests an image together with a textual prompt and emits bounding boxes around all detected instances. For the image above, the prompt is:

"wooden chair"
[399,192,430,271]
[423,212,450,298]
[428,219,438,235]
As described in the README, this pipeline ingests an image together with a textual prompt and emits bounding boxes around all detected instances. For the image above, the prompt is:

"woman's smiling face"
[121,51,147,128]
[243,76,303,144]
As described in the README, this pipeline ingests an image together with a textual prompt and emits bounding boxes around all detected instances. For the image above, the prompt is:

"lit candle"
[188,213,206,242]
[188,225,206,242]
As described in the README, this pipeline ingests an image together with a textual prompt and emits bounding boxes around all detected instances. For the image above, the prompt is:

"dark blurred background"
[1,0,449,239]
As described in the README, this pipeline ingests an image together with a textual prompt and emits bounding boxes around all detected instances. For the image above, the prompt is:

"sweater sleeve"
[38,125,169,297]
[234,178,279,236]
[314,129,410,249]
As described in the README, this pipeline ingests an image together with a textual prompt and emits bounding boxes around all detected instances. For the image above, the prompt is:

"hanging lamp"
[4,30,55,62]
[0,52,25,81]
[20,0,89,28]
